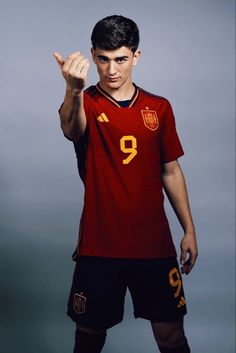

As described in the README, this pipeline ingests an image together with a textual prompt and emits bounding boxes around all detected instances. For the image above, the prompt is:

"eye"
[98,56,108,63]
[116,57,127,64]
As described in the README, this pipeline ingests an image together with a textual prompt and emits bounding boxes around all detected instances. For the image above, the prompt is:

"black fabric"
[67,256,187,329]
[117,99,132,107]
[158,338,190,353]
[73,328,106,353]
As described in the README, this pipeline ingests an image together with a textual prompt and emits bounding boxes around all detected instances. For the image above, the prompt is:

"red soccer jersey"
[71,84,184,258]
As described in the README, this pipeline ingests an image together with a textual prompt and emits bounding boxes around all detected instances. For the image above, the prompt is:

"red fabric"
[72,85,184,258]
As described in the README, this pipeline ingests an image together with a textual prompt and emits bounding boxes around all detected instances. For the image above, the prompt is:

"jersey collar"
[96,83,139,108]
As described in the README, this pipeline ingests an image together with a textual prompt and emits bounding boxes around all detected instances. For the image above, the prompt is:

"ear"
[132,50,141,66]
[91,48,96,63]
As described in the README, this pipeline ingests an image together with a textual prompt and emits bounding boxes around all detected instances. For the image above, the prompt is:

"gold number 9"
[120,135,137,164]
[169,267,182,298]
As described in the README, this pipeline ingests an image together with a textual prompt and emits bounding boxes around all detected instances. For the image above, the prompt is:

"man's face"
[91,46,140,91]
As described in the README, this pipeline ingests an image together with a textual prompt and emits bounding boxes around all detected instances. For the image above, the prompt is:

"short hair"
[91,15,140,53]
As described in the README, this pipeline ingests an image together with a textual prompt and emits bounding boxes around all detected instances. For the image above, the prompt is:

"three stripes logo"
[97,113,109,122]
[177,296,186,308]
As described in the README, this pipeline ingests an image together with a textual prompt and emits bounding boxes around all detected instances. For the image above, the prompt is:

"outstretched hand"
[180,232,198,275]
[53,51,90,91]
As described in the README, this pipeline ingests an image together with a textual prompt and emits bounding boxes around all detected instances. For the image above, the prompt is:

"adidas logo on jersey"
[97,113,109,122]
[177,296,186,308]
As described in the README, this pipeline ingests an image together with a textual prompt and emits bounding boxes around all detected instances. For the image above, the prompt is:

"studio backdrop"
[0,1,235,352]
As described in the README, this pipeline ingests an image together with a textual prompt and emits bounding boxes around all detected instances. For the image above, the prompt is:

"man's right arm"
[54,51,90,141]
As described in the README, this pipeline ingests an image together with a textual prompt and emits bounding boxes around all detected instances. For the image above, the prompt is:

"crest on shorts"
[141,110,159,131]
[73,292,87,314]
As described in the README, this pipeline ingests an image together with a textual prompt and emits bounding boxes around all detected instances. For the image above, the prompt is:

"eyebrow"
[97,55,129,60]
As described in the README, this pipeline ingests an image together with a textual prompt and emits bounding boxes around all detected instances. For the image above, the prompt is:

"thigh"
[128,257,187,322]
[67,256,127,330]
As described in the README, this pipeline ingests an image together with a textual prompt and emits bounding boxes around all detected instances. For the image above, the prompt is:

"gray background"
[0,0,235,352]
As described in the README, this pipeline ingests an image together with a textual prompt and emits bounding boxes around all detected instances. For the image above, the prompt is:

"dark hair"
[91,15,140,53]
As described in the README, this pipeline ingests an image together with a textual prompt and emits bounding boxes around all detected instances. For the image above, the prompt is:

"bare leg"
[151,318,190,352]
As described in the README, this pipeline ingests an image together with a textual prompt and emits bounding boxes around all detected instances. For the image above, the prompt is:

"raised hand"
[53,51,90,92]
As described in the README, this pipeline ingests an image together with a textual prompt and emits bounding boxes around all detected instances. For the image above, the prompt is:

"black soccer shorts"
[67,255,187,330]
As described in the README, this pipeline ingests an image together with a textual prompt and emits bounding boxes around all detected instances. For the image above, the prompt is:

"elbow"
[61,123,85,142]
[161,160,182,177]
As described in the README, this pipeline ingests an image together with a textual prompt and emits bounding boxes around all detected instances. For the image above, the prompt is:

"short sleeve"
[83,91,94,122]
[160,100,184,163]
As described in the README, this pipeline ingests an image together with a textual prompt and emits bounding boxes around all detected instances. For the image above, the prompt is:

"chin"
[105,81,123,90]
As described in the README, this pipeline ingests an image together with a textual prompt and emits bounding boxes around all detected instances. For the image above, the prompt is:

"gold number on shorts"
[169,267,182,298]
[120,135,137,164]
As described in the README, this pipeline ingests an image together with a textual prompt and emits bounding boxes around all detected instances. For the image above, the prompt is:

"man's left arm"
[162,160,198,275]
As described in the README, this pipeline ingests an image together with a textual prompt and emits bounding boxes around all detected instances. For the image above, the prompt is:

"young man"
[54,15,198,353]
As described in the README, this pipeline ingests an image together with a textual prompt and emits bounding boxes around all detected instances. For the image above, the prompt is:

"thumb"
[53,52,65,67]
[180,249,187,265]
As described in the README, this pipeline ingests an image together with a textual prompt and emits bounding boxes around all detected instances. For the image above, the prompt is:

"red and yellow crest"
[141,110,159,131]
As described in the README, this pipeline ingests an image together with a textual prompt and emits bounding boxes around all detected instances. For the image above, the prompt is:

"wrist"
[66,85,83,97]
[184,228,196,236]
[183,222,195,235]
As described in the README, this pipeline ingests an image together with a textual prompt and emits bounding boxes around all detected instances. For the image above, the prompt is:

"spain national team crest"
[73,292,87,314]
[141,110,159,131]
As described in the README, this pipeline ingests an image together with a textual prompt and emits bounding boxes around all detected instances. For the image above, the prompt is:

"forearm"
[59,86,86,140]
[54,51,90,140]
[162,163,195,234]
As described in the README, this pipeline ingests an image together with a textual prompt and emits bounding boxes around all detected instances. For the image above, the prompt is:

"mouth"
[106,77,119,82]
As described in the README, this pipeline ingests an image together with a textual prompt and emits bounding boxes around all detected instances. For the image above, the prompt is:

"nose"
[107,61,116,76]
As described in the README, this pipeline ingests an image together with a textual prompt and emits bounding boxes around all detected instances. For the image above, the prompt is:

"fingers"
[180,233,198,275]
[68,56,88,73]
[68,56,90,76]
[180,249,189,275]
[54,51,90,90]
[181,258,192,275]
[80,60,90,76]
[180,250,198,275]
[53,52,65,67]
[62,52,81,72]
[62,52,90,78]
[180,249,187,266]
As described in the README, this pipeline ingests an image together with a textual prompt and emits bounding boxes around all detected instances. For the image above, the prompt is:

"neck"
[99,79,135,101]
